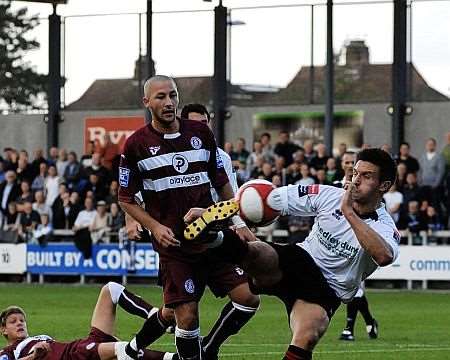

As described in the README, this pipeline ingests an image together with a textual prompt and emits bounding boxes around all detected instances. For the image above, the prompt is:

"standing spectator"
[418,138,446,207]
[105,180,119,206]
[51,190,71,230]
[273,131,300,166]
[309,143,329,173]
[99,133,120,171]
[56,148,69,177]
[383,184,404,224]
[0,171,21,217]
[2,147,17,171]
[335,142,348,169]
[303,139,316,164]
[260,132,275,164]
[84,152,111,186]
[47,146,59,167]
[80,141,95,168]
[73,195,97,259]
[396,163,408,191]
[30,148,47,180]
[246,141,264,175]
[296,163,315,186]
[15,181,34,212]
[63,151,82,192]
[83,174,107,201]
[441,131,450,173]
[0,202,20,243]
[17,201,40,243]
[108,202,125,242]
[380,143,392,154]
[31,162,47,193]
[231,137,250,169]
[395,142,420,174]
[89,200,110,244]
[32,190,52,221]
[15,157,33,184]
[44,165,61,207]
[0,160,5,183]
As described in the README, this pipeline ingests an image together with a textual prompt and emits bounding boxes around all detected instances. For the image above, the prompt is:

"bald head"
[143,75,178,98]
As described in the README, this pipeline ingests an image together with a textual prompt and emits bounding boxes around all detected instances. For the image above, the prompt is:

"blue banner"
[27,243,159,276]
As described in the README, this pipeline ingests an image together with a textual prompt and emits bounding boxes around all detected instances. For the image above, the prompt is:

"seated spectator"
[396,163,408,191]
[31,162,47,193]
[424,206,444,233]
[32,190,52,221]
[223,142,233,156]
[80,141,95,168]
[383,184,404,224]
[285,163,301,185]
[246,141,264,175]
[334,142,348,171]
[292,148,306,166]
[105,180,119,205]
[259,162,274,182]
[44,165,62,207]
[380,143,392,154]
[325,157,339,183]
[73,197,97,259]
[0,202,19,243]
[108,202,124,242]
[303,139,316,164]
[287,215,313,244]
[315,168,331,186]
[98,133,120,171]
[83,173,108,201]
[63,151,82,192]
[295,163,315,186]
[17,201,40,243]
[0,160,5,183]
[0,170,21,217]
[2,147,18,171]
[52,190,80,230]
[46,146,59,167]
[309,143,329,174]
[84,152,111,185]
[272,174,282,188]
[398,200,427,234]
[15,181,33,212]
[231,137,250,169]
[32,212,53,246]
[89,200,110,244]
[402,172,426,207]
[248,155,264,180]
[260,132,275,164]
[56,149,69,176]
[273,156,287,185]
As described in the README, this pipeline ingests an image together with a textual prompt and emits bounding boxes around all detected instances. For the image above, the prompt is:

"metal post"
[309,5,315,104]
[146,0,154,78]
[138,13,142,98]
[213,1,228,147]
[324,0,334,155]
[392,0,407,152]
[48,4,61,150]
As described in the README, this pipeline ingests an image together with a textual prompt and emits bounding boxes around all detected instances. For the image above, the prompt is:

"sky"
[11,0,450,105]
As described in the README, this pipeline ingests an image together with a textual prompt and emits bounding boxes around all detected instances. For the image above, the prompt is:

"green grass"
[1,284,450,359]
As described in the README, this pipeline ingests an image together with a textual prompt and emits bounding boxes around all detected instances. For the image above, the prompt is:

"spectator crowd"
[1,130,450,248]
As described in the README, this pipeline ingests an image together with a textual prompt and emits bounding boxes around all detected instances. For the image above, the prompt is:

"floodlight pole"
[213,0,227,147]
[324,0,334,155]
[392,0,407,152]
[48,3,62,150]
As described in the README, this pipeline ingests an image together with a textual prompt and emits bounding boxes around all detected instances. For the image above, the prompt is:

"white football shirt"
[271,184,400,302]
[211,148,238,201]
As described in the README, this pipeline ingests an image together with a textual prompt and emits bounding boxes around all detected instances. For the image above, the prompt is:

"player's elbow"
[376,251,394,267]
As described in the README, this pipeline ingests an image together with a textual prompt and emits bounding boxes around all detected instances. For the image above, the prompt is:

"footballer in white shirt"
[184,148,400,360]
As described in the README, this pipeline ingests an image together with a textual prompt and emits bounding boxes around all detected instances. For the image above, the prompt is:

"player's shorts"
[250,243,341,319]
[55,327,117,360]
[159,252,248,307]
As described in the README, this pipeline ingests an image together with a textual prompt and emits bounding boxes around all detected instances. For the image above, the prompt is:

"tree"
[0,0,47,112]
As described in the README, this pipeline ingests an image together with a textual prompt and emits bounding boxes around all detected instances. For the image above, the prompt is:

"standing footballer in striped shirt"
[118,76,257,360]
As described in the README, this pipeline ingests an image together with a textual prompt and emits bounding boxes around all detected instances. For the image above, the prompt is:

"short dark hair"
[356,148,397,185]
[260,132,271,139]
[400,142,410,148]
[180,103,210,122]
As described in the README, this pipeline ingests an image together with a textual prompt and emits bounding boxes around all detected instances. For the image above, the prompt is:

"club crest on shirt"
[185,279,195,294]
[190,136,202,150]
[148,146,160,155]
[0,354,9,360]
[119,167,130,187]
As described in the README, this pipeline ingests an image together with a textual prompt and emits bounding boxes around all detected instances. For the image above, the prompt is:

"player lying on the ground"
[0,282,175,360]
[184,148,400,360]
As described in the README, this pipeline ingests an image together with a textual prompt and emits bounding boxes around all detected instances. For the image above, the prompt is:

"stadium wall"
[0,102,448,156]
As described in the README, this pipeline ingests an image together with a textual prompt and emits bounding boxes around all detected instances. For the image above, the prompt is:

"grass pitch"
[1,284,449,359]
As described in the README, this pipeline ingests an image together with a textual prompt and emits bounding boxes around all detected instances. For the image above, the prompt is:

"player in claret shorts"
[0,282,174,360]
[184,148,401,360]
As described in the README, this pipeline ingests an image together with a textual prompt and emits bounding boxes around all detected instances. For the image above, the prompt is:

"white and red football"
[235,179,280,227]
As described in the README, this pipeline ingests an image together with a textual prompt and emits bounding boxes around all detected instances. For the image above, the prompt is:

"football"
[235,179,280,227]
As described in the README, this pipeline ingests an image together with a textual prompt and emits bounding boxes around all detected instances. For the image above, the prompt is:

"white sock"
[108,282,125,305]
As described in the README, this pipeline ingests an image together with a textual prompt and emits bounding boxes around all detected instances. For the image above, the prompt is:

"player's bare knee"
[292,328,322,350]
[174,302,199,329]
[161,306,175,324]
